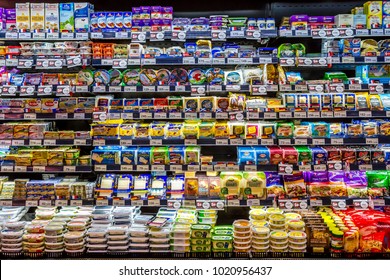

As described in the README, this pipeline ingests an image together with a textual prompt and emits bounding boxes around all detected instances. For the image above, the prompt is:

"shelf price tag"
[140,112,153,119]
[264,112,277,119]
[244,165,257,172]
[310,199,323,207]
[230,139,243,145]
[261,139,274,145]
[299,165,312,171]
[131,200,144,206]
[113,200,125,206]
[212,58,225,65]
[279,112,293,119]
[150,139,162,146]
[321,111,334,118]
[39,200,52,207]
[120,165,133,172]
[279,139,291,145]
[136,165,149,171]
[169,112,182,119]
[94,165,107,172]
[246,139,258,146]
[167,200,182,209]
[15,166,27,172]
[295,139,308,145]
[70,200,83,206]
[131,32,146,43]
[334,111,347,118]
[373,199,385,207]
[55,200,68,206]
[185,139,197,145]
[366,138,378,145]
[199,112,212,119]
[201,165,213,172]
[171,31,186,41]
[359,111,372,118]
[5,32,18,39]
[115,32,129,39]
[171,165,183,172]
[26,200,38,207]
[187,165,200,172]
[43,139,56,146]
[312,139,326,145]
[331,199,347,210]
[278,164,294,175]
[328,161,343,171]
[0,200,13,206]
[11,140,25,146]
[64,166,76,172]
[216,139,229,145]
[226,165,239,171]
[246,199,260,206]
[148,199,161,206]
[157,86,170,92]
[359,164,373,171]
[314,165,327,172]
[152,165,165,171]
[353,199,369,210]
[308,112,320,118]
[96,200,109,206]
[128,58,141,65]
[1,166,14,172]
[120,139,133,146]
[112,59,128,68]
[33,166,45,172]
[74,139,87,146]
[294,112,307,118]
[143,58,157,65]
[183,57,196,64]
[185,112,197,119]
[227,200,240,207]
[211,30,227,41]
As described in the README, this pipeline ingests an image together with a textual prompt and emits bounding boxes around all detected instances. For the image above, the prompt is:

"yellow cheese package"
[183,120,200,139]
[150,122,166,139]
[245,122,260,139]
[220,172,243,199]
[215,121,229,139]
[199,121,215,139]
[259,122,276,139]
[91,121,121,137]
[369,94,383,111]
[345,93,356,110]
[184,178,199,198]
[119,123,135,138]
[356,92,369,110]
[164,122,183,139]
[229,122,245,139]
[134,123,150,139]
[242,172,266,199]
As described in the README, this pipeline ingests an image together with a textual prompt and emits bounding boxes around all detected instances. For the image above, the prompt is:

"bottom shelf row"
[1,204,390,258]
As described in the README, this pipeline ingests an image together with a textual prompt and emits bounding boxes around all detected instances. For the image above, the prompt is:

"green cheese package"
[367,171,390,197]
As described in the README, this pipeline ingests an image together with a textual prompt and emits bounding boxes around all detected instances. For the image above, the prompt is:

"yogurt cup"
[233,220,251,232]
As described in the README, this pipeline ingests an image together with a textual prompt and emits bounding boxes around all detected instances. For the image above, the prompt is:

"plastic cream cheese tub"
[233,220,251,232]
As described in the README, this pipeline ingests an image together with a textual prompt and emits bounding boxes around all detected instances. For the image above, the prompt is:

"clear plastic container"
[2,247,23,253]
[270,240,288,247]
[45,242,65,250]
[87,244,108,249]
[108,226,128,235]
[64,232,85,244]
[87,228,107,238]
[23,246,45,253]
[270,245,288,252]
[270,230,288,241]
[45,235,64,243]
[44,225,64,236]
[149,228,170,238]
[149,238,170,244]
[130,237,149,243]
[288,231,307,243]
[23,234,45,243]
[233,230,252,238]
[129,227,149,237]
[108,235,128,241]
[252,244,269,252]
[149,243,170,249]
[233,220,251,232]
[107,240,129,246]
[249,209,266,220]
[2,243,22,248]
[252,227,270,238]
[67,221,87,231]
[170,244,190,252]
[25,224,45,234]
[4,221,25,231]
[87,238,107,244]
[287,220,305,231]
[64,242,85,250]
[233,235,252,243]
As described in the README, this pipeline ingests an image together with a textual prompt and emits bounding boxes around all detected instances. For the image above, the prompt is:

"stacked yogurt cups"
[107,225,130,254]
[233,220,252,253]
[1,221,25,256]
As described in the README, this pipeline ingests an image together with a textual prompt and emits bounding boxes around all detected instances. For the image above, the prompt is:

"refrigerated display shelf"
[92,137,389,147]
[0,139,91,146]
[0,113,92,121]
[0,165,92,173]
[279,28,390,38]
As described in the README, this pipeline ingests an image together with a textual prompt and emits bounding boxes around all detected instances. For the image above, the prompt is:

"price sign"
[216,139,229,145]
[43,139,56,146]
[199,112,212,119]
[308,112,321,118]
[152,165,165,171]
[167,200,181,209]
[150,139,162,145]
[0,200,13,206]
[310,199,323,207]
[366,138,379,145]
[261,139,274,145]
[55,200,68,206]
[295,139,308,145]
[96,200,109,206]
[95,165,107,172]
[148,199,160,206]
[33,166,45,172]
[201,165,213,171]
[26,200,38,207]
[120,165,133,172]
[244,165,257,172]
[131,200,144,206]
[1,166,13,172]
[211,30,227,41]
[39,200,52,207]
[230,139,243,145]
[246,199,260,206]
[112,59,127,68]
[312,139,326,145]
[294,112,307,118]
[359,111,372,118]
[157,86,170,92]
[137,165,149,171]
[70,200,83,207]
[169,112,182,119]
[113,200,125,206]
[187,165,200,172]
[131,32,146,43]
[331,199,347,210]
[15,166,27,172]
[278,200,294,210]
[66,56,82,68]
[353,199,369,210]
[185,113,197,119]
[246,139,258,146]
[279,139,291,145]
[171,165,183,172]
[279,112,293,119]
[18,59,34,69]
[299,165,312,171]
[278,164,294,175]
[185,139,197,145]
[321,111,334,118]
[314,165,327,172]
[227,200,240,207]
[171,31,186,41]
[334,111,347,118]
[64,166,76,172]
[183,57,196,64]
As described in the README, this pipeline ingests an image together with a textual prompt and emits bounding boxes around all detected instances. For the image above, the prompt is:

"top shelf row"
[2,2,390,41]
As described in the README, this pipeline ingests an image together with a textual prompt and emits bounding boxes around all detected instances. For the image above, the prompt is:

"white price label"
[140,112,153,119]
[366,138,378,145]
[279,112,293,119]
[230,30,245,37]
[33,166,46,172]
[364,57,378,63]
[334,111,347,118]
[115,32,129,39]
[279,139,292,145]
[183,57,196,64]
[70,200,82,206]
[359,111,372,118]
[299,165,312,171]
[109,86,122,92]
[342,57,355,64]
[24,113,36,120]
[216,112,228,119]
[95,165,107,172]
[94,139,105,146]
[128,59,141,65]
[247,199,260,206]
[185,113,197,119]
[230,139,243,145]
[39,200,52,207]
[93,86,106,92]
[295,139,308,145]
[131,200,144,206]
[310,199,323,207]
[121,113,133,119]
[264,112,277,119]
[0,140,12,146]
[187,165,200,171]
[295,30,309,36]
[19,32,32,39]
[152,165,165,171]
[321,111,334,118]
[175,86,186,92]
[11,140,25,146]
[26,200,38,207]
[294,112,307,118]
[373,199,385,207]
[55,200,68,206]
[331,199,347,210]
[1,166,13,172]
[216,139,229,145]
[246,139,258,145]
[74,139,87,146]
[96,200,108,206]
[312,139,325,145]
[64,166,76,172]
[169,112,182,119]
[15,166,27,172]
[148,199,160,206]
[331,138,344,145]
[5,32,18,39]
[61,33,74,39]
[226,165,239,171]
[185,139,197,145]
[212,31,227,41]
[0,200,13,206]
[279,164,294,175]
[120,165,133,172]
[136,165,149,171]
[75,86,88,93]
[212,58,225,65]
[248,112,259,119]
[124,86,137,92]
[261,139,274,145]
[143,59,156,65]
[143,86,155,92]
[227,200,240,207]
[308,112,321,118]
[198,58,212,64]
[227,58,240,64]
[56,113,68,119]
[113,200,125,206]
[43,139,56,146]
[199,112,212,119]
[120,139,133,146]
[30,140,42,146]
[314,165,327,171]
[201,165,213,171]
[359,164,373,171]
[150,139,162,145]
[157,86,170,92]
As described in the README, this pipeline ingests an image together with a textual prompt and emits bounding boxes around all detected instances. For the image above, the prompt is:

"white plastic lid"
[270,245,288,250]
